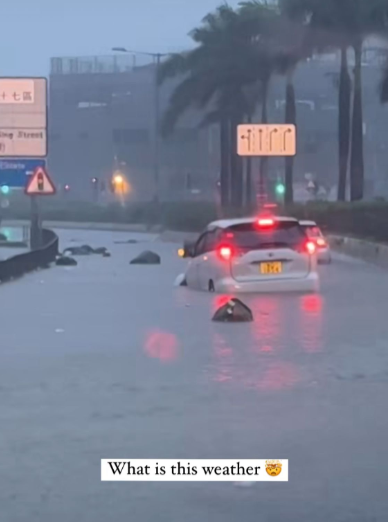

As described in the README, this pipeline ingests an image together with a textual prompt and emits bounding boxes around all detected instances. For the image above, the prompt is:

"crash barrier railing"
[0,229,59,283]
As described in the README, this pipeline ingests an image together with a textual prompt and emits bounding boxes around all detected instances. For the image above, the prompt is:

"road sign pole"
[30,195,42,249]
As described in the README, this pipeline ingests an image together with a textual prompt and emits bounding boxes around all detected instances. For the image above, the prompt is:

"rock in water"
[63,245,93,256]
[94,247,108,254]
[212,298,253,323]
[56,256,78,266]
[80,244,95,254]
[130,251,161,265]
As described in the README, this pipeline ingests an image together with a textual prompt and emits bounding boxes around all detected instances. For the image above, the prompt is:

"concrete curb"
[328,234,388,269]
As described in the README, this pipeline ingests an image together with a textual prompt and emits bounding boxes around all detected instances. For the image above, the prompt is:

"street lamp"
[112,47,169,203]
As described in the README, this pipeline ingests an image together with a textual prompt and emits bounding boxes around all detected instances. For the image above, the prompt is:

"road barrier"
[0,229,59,282]
[329,235,388,269]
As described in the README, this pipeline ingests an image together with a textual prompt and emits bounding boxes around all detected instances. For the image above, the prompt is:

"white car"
[299,220,331,264]
[178,216,319,293]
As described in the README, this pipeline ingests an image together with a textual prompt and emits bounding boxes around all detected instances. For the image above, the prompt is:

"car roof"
[207,216,299,230]
[299,220,318,226]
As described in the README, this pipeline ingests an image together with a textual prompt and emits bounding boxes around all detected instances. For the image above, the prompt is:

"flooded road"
[1,229,387,521]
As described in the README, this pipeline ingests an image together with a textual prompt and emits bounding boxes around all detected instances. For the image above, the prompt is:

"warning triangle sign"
[25,166,56,195]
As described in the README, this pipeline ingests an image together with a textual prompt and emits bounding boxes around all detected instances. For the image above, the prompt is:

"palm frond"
[157,52,190,85]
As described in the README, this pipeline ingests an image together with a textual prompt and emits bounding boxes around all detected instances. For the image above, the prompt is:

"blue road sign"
[0,159,46,188]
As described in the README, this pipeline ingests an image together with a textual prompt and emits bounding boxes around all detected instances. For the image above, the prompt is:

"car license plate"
[260,261,282,274]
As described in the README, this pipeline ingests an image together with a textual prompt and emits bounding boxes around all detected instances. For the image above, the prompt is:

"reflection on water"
[209,292,325,390]
[144,329,179,363]
[212,295,234,312]
[298,294,324,353]
[212,332,234,383]
[249,296,280,355]
[257,361,299,390]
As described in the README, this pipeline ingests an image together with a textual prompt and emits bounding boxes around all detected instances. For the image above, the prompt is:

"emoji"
[266,460,282,477]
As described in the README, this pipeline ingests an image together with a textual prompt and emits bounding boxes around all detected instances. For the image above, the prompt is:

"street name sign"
[237,124,296,156]
[0,78,47,157]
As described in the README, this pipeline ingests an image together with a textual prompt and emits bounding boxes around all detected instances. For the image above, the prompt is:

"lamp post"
[112,47,168,203]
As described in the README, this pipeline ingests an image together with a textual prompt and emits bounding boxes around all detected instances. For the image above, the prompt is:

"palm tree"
[238,0,309,205]
[159,3,277,211]
[280,0,353,201]
[283,0,388,201]
[273,5,311,204]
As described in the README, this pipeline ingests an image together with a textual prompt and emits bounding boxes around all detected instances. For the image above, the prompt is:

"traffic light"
[275,182,285,196]
[0,185,10,195]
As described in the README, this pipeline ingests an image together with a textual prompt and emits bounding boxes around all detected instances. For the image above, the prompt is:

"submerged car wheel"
[208,280,215,292]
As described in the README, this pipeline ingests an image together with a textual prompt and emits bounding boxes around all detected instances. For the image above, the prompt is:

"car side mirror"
[178,241,196,258]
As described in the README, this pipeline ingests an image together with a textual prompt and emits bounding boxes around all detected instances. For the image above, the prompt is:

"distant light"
[113,174,124,185]
[1,185,10,195]
[92,177,98,183]
[275,182,285,195]
[64,184,70,191]
[178,248,185,258]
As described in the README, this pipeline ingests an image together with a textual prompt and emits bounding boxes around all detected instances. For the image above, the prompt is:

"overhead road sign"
[0,78,47,157]
[0,159,46,188]
[237,124,296,156]
[25,166,56,195]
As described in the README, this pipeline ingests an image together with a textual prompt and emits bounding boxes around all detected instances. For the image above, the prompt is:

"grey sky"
[1,0,240,77]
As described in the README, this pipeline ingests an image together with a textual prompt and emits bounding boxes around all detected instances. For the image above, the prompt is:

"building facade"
[48,48,388,202]
[48,55,218,201]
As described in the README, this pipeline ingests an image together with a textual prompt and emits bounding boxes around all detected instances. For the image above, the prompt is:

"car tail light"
[257,218,274,227]
[316,237,326,247]
[218,245,233,261]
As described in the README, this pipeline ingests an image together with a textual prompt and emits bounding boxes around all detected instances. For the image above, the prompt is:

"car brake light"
[306,241,316,255]
[258,218,274,227]
[218,245,233,261]
[316,238,326,247]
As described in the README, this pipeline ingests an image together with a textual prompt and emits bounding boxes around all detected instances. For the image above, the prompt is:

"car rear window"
[302,226,323,238]
[223,222,306,250]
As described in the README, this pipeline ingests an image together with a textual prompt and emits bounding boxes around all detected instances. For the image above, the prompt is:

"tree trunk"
[230,114,243,210]
[259,79,269,200]
[284,68,296,205]
[338,46,351,201]
[220,116,230,208]
[350,41,364,201]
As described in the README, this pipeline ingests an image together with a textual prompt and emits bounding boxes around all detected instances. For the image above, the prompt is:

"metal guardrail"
[0,229,59,283]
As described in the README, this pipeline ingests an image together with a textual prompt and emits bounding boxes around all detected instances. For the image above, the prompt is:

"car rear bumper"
[317,248,331,264]
[216,272,319,294]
